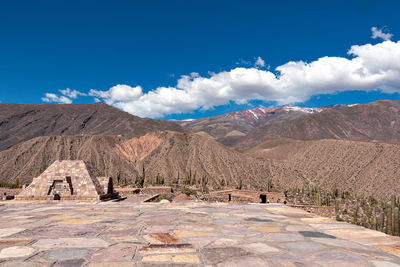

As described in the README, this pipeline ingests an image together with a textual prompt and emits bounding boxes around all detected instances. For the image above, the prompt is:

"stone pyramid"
[16,160,114,201]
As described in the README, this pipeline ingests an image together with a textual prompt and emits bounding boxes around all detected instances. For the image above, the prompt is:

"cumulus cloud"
[41,88,86,104]
[254,56,265,68]
[59,88,86,99]
[41,93,72,104]
[43,37,400,118]
[371,26,393,41]
[90,40,400,118]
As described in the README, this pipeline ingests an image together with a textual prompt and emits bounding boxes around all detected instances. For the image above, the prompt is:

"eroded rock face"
[113,134,163,163]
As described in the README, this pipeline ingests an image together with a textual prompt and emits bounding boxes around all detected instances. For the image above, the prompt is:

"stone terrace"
[1,199,400,266]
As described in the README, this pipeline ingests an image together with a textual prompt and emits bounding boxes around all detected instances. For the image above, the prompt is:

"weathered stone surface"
[33,238,109,249]
[140,244,195,254]
[264,233,304,242]
[173,230,216,237]
[18,224,105,238]
[141,254,200,264]
[201,247,248,264]
[248,226,280,232]
[0,228,25,238]
[308,250,369,266]
[378,246,400,256]
[312,237,371,250]
[0,261,44,267]
[144,233,180,244]
[90,243,136,262]
[301,217,333,223]
[246,217,273,222]
[88,263,135,267]
[0,246,35,259]
[298,231,336,239]
[239,242,280,254]
[108,236,140,243]
[216,256,269,267]
[44,248,93,260]
[0,238,32,246]
[206,238,240,247]
[54,259,86,267]
[59,219,99,225]
[1,200,400,266]
[371,260,400,267]
[279,241,326,253]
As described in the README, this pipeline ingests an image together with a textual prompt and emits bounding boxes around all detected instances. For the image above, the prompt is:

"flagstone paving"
[1,200,400,266]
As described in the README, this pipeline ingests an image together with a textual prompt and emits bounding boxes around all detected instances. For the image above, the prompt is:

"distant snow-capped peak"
[283,105,322,113]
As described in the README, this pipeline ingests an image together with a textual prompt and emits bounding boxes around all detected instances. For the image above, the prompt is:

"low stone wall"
[288,204,336,218]
[15,195,100,201]
[0,188,22,200]
[203,189,285,203]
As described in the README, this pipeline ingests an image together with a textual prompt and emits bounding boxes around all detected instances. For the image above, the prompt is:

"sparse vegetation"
[201,175,209,193]
[146,194,172,202]
[236,177,242,190]
[181,187,197,196]
[286,185,400,237]
[116,171,121,185]
[135,165,146,188]
[153,173,165,185]
[0,181,21,188]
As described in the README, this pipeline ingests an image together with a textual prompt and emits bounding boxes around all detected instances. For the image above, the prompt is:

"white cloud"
[41,88,86,104]
[236,58,252,65]
[41,93,72,104]
[42,36,400,118]
[59,88,86,99]
[371,26,393,41]
[89,84,143,105]
[254,56,265,68]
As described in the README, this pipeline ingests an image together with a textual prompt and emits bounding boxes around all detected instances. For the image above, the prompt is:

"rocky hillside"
[244,138,400,200]
[0,131,291,190]
[0,102,183,151]
[233,100,400,150]
[177,105,323,146]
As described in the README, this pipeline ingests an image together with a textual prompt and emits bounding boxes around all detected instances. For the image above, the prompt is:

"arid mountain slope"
[0,131,292,190]
[0,102,183,151]
[114,131,285,188]
[234,100,400,150]
[0,135,134,184]
[177,106,323,146]
[245,139,400,200]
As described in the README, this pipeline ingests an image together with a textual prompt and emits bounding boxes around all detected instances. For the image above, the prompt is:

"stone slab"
[0,246,35,259]
[33,238,109,250]
[141,254,200,264]
[90,243,136,262]
[0,228,25,238]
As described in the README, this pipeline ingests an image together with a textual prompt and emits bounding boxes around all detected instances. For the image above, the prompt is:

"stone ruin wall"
[204,189,285,203]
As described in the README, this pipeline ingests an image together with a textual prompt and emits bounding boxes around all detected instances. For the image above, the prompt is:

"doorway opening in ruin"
[228,194,231,202]
[260,194,266,203]
[66,176,73,195]
[54,194,61,200]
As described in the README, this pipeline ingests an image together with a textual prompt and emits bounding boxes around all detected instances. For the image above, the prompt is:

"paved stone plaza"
[1,199,400,266]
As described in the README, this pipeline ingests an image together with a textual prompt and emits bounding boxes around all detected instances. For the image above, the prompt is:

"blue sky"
[1,0,400,119]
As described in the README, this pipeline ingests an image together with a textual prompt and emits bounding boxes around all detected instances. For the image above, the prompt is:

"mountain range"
[0,102,182,151]
[1,100,400,200]
[176,105,325,146]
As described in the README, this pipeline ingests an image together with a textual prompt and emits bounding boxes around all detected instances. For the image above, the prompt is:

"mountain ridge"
[232,100,400,150]
[0,102,183,151]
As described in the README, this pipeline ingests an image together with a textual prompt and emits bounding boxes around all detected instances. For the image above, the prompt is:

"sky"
[1,0,400,119]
